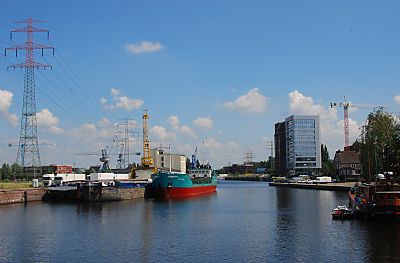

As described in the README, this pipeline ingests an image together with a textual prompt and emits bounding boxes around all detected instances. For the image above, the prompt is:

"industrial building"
[150,149,186,173]
[41,164,72,174]
[274,115,321,176]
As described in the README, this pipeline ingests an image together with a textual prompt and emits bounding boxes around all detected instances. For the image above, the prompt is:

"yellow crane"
[130,109,157,178]
[141,109,154,167]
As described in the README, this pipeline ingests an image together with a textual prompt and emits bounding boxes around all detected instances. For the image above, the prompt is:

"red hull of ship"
[154,185,217,199]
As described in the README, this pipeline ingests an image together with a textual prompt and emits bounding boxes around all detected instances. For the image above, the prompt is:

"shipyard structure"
[274,115,321,177]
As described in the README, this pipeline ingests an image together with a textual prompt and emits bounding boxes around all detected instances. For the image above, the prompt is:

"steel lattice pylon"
[5,17,54,178]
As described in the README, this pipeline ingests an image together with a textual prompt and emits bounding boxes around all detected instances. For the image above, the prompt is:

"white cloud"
[180,125,196,139]
[97,117,112,127]
[101,89,144,111]
[167,116,180,130]
[36,108,64,134]
[111,88,120,96]
[0,89,18,127]
[37,108,59,127]
[195,138,241,168]
[0,89,13,112]
[68,118,118,150]
[150,125,176,141]
[203,137,223,150]
[394,95,400,105]
[193,116,213,130]
[166,115,196,139]
[49,126,64,135]
[223,87,268,113]
[73,123,97,136]
[125,41,164,54]
[288,90,360,154]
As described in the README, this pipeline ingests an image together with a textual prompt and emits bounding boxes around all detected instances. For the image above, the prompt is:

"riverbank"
[0,182,32,189]
[269,182,354,192]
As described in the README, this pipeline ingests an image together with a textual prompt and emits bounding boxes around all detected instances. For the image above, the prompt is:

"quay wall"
[269,182,353,192]
[101,187,145,201]
[0,188,45,205]
[225,175,265,181]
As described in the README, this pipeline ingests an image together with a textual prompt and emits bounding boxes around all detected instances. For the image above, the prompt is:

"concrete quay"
[269,182,354,192]
[0,188,45,205]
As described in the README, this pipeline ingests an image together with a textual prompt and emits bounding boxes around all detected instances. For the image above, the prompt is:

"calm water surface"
[1,181,400,262]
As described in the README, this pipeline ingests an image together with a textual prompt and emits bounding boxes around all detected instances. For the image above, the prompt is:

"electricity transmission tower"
[115,118,138,169]
[266,141,274,171]
[243,150,254,164]
[5,17,54,178]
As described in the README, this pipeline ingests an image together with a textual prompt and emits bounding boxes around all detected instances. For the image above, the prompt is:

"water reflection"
[1,183,400,262]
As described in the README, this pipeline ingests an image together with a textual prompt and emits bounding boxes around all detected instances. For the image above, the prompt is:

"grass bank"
[0,182,32,189]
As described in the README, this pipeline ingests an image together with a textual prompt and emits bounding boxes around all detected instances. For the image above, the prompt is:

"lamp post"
[169,144,172,173]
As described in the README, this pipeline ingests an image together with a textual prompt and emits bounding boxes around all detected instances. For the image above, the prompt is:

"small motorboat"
[332,205,354,220]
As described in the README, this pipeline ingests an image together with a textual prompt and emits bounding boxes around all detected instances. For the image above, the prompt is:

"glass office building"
[275,115,321,176]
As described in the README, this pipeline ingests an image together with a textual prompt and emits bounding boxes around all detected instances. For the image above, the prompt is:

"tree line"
[0,163,23,181]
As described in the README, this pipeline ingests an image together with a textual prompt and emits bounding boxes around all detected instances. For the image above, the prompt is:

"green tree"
[1,164,11,181]
[321,144,334,176]
[11,163,23,180]
[0,163,22,181]
[360,109,400,181]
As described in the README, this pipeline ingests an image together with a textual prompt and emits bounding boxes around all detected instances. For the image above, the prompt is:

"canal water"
[0,181,399,262]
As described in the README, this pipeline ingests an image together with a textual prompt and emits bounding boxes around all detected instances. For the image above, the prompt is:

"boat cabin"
[190,168,212,178]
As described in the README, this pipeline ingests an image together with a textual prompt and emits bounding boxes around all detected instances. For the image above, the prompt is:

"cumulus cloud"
[222,87,268,113]
[288,90,360,154]
[49,126,64,135]
[180,125,196,139]
[68,118,118,151]
[101,88,143,111]
[125,41,164,54]
[0,89,18,127]
[97,117,112,127]
[193,116,213,130]
[150,125,176,141]
[72,123,97,137]
[167,115,196,139]
[203,137,223,150]
[167,116,180,130]
[37,109,59,127]
[36,108,64,134]
[289,90,338,121]
[394,95,400,105]
[196,137,241,168]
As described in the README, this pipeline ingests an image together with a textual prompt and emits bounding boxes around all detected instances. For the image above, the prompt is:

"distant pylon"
[5,17,54,178]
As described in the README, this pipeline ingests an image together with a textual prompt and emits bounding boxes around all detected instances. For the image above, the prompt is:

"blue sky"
[0,0,400,168]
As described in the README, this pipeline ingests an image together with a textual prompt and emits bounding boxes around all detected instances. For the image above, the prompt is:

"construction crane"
[141,109,154,167]
[330,97,382,150]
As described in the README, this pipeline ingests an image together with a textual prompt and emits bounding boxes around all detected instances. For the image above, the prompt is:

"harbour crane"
[330,97,382,150]
[141,109,154,168]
